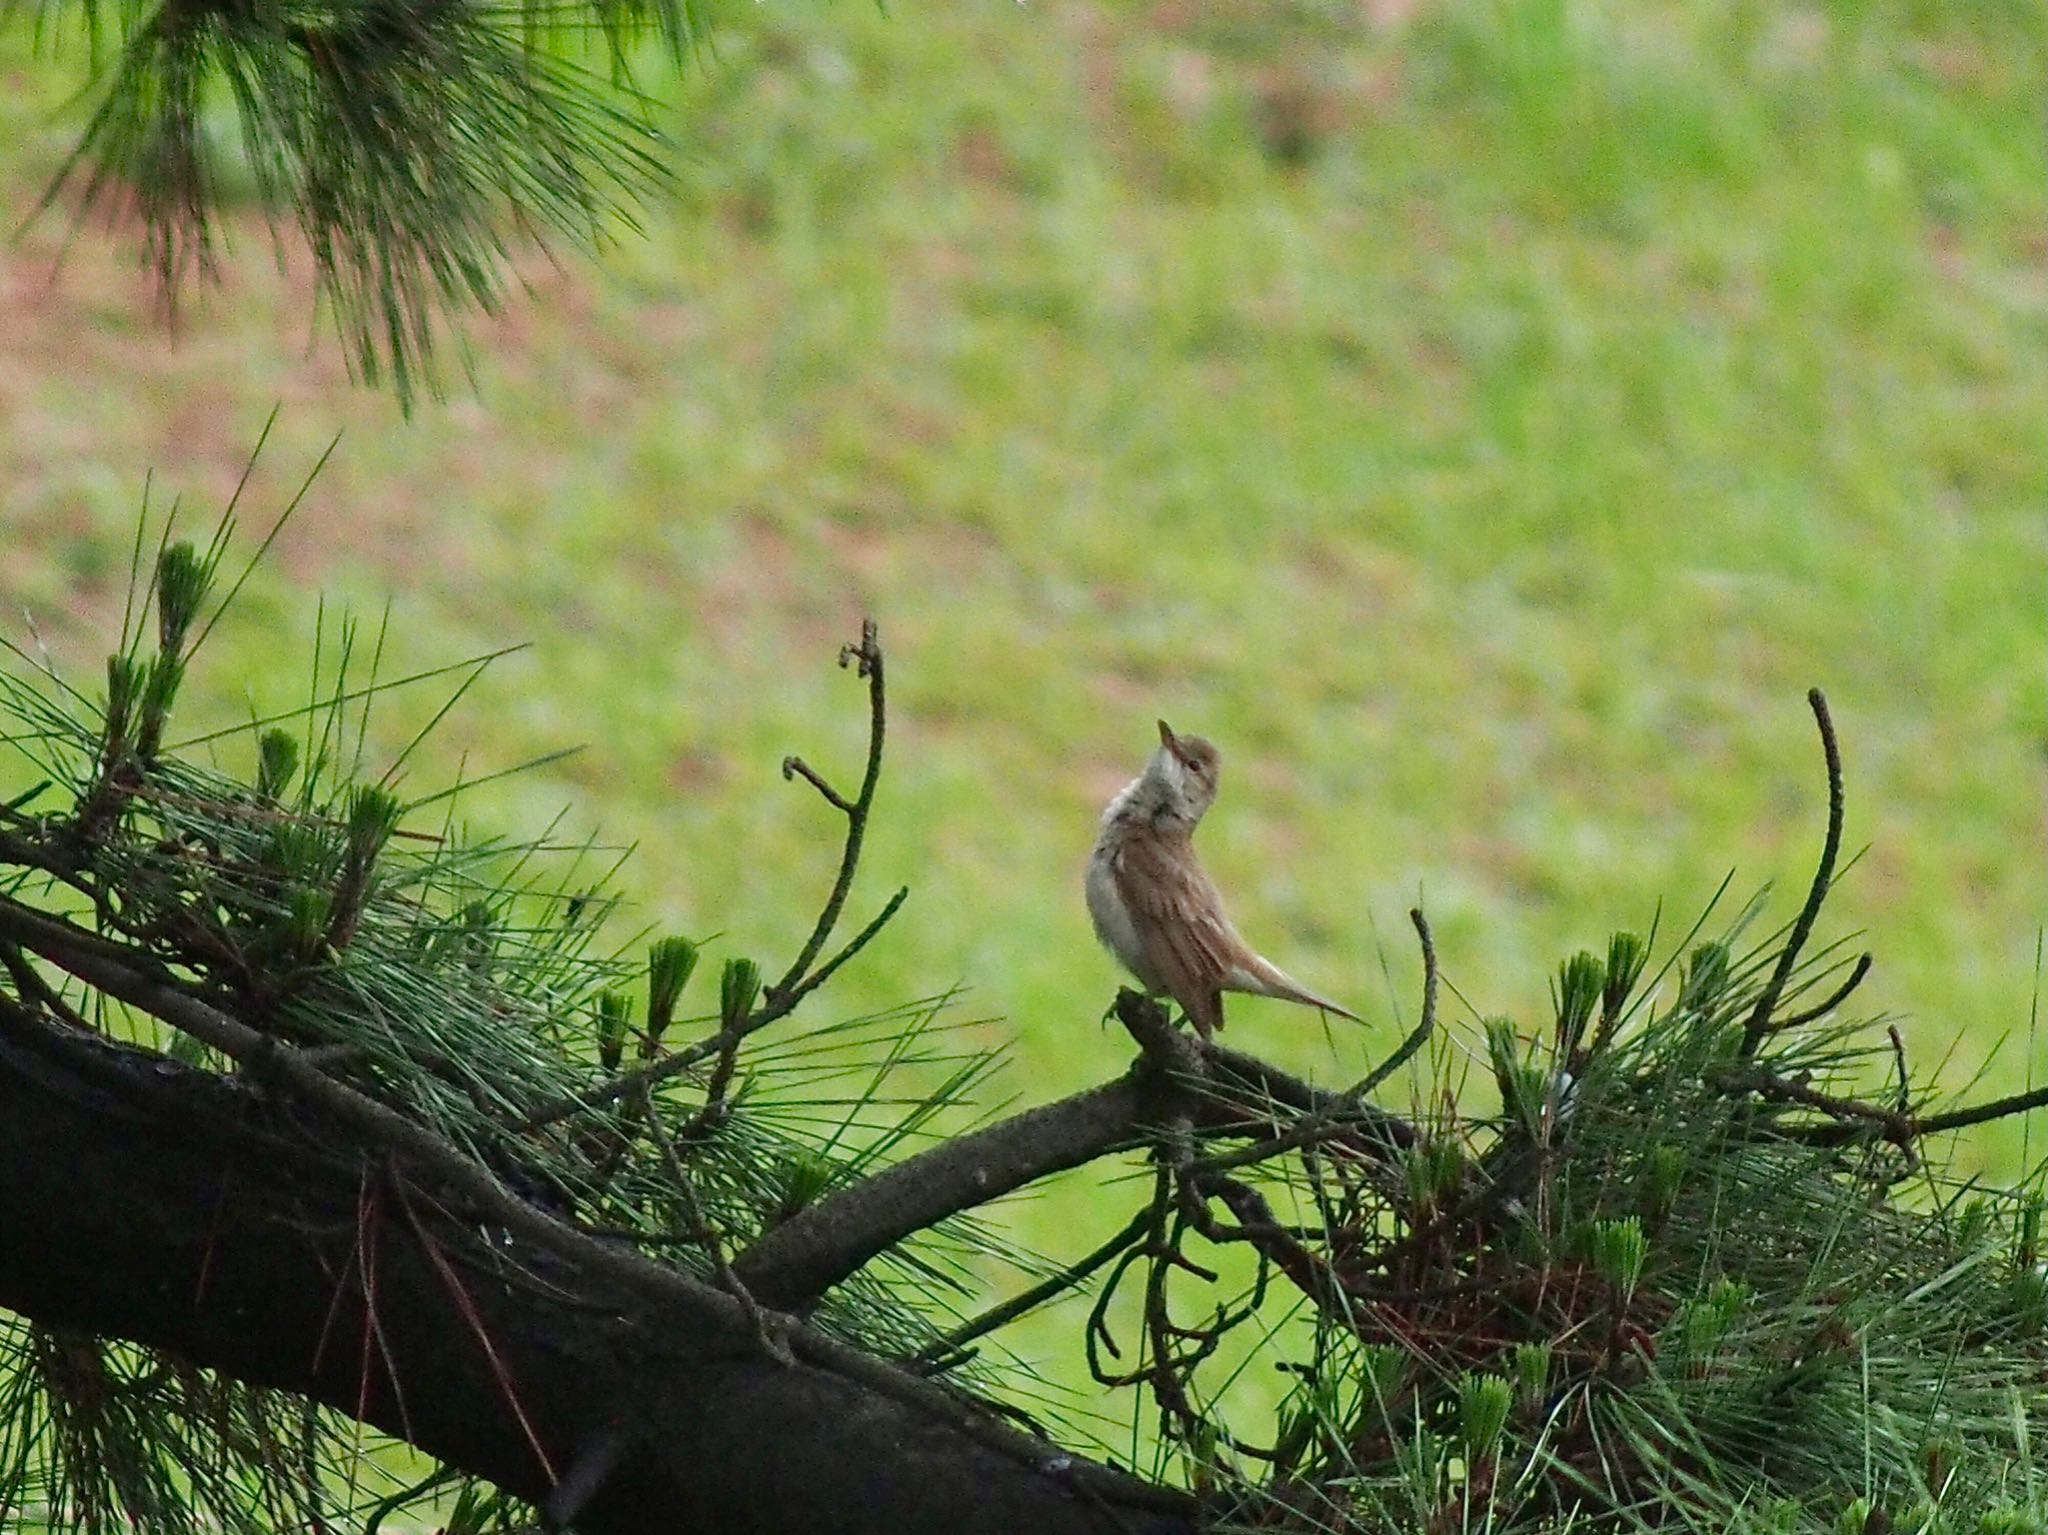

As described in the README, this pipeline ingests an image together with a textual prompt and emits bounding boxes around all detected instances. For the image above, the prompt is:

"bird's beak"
[1157,719,1182,761]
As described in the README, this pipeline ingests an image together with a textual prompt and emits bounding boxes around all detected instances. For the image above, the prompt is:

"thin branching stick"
[1738,689,1844,1057]
[517,623,901,1133]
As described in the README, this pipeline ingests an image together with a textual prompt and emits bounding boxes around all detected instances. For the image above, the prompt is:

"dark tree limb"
[733,1070,1178,1310]
[733,991,1423,1313]
[0,892,1185,1520]
[0,995,1197,1535]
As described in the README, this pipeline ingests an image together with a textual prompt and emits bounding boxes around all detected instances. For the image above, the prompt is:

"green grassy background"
[2,0,2044,1436]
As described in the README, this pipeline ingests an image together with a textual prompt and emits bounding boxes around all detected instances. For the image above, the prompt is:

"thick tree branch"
[735,1070,1175,1310]
[0,996,1197,1535]
[0,893,1189,1525]
[736,990,1422,1313]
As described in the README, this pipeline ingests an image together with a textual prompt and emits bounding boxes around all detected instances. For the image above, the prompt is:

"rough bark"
[0,1006,1197,1535]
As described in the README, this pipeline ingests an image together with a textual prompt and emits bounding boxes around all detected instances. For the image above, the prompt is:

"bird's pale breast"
[1086,842,1158,991]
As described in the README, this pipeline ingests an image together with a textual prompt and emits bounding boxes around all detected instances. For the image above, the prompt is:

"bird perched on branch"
[1086,720,1363,1040]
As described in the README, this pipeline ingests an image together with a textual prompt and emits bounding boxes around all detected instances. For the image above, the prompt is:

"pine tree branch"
[733,1070,1173,1311]
[0,891,1183,1515]
[732,990,1422,1312]
[0,992,1197,1535]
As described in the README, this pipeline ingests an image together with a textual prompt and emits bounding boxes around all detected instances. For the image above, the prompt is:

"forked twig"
[914,1208,1152,1373]
[1770,952,1874,1032]
[517,622,901,1133]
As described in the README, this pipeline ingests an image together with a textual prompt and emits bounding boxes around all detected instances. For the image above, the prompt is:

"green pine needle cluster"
[1193,910,2048,1534]
[18,0,686,406]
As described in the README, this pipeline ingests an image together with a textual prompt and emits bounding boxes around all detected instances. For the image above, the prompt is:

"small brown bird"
[1086,720,1363,1039]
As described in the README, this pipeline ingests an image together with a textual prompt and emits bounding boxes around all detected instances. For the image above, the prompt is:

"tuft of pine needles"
[18,0,687,408]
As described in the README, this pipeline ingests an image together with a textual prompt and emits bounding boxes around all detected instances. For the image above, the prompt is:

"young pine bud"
[1555,950,1605,1055]
[1486,1018,1542,1138]
[1680,942,1731,1012]
[1671,1283,1746,1368]
[1705,1278,1750,1326]
[134,652,185,763]
[645,936,701,1044]
[1955,1197,1993,1250]
[1359,1343,1408,1405]
[1976,1505,2040,1535]
[1404,1140,1463,1215]
[1638,1143,1687,1223]
[1458,1373,1512,1460]
[773,1149,838,1221]
[2005,1269,2048,1334]
[154,540,211,657]
[453,901,496,972]
[1589,1216,1649,1300]
[1601,930,1648,1028]
[281,886,334,958]
[595,991,631,1071]
[720,956,762,1031]
[343,785,403,865]
[1834,1498,1873,1535]
[104,653,144,749]
[1511,1341,1551,1406]
[256,729,300,800]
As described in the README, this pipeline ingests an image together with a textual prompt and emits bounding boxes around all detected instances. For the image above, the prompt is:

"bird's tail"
[1231,956,1366,1026]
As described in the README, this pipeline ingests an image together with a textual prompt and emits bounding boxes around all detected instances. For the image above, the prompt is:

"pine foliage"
[1,460,2046,1535]
[0,467,1028,1532]
[15,0,689,404]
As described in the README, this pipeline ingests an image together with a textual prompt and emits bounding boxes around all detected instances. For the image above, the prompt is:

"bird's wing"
[1112,832,1242,1034]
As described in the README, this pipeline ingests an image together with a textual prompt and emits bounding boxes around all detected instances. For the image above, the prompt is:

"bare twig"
[1769,953,1874,1032]
[780,756,853,815]
[775,620,887,989]
[1739,689,1845,1058]
[1192,909,1437,1179]
[1916,1084,2048,1137]
[516,624,899,1134]
[914,1209,1152,1373]
[1709,1065,1914,1145]
[1358,908,1438,1098]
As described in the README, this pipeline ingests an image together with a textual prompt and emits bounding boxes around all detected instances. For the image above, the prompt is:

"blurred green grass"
[2,0,2044,1436]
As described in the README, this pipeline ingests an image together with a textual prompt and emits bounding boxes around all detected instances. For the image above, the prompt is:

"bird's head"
[1146,719,1222,823]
